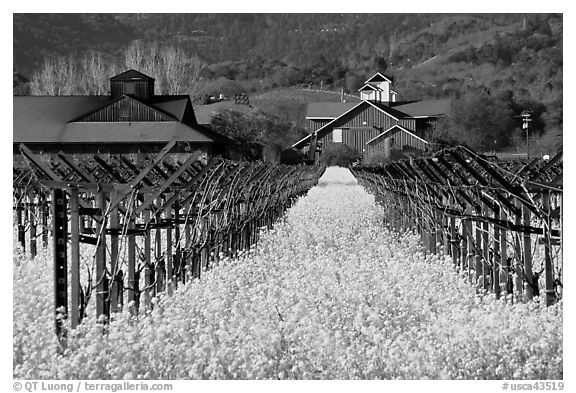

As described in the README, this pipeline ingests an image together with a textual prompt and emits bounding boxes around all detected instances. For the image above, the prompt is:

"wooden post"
[435,210,442,254]
[542,191,556,306]
[70,188,81,329]
[450,206,458,268]
[95,191,108,321]
[109,192,120,314]
[500,206,510,296]
[174,200,182,285]
[143,199,153,308]
[42,192,49,248]
[443,211,449,254]
[201,216,209,272]
[184,201,192,281]
[127,220,138,315]
[461,218,469,282]
[155,199,164,295]
[17,204,25,251]
[482,205,491,292]
[522,203,534,301]
[493,204,501,299]
[27,190,37,258]
[52,189,68,338]
[166,195,174,295]
[475,217,483,291]
[464,218,474,284]
[514,199,523,297]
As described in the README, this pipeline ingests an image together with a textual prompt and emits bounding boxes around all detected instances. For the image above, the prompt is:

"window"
[119,101,130,119]
[124,82,135,95]
[332,128,343,143]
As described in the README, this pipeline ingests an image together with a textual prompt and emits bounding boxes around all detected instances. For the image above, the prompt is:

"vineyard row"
[351,146,563,306]
[13,141,325,339]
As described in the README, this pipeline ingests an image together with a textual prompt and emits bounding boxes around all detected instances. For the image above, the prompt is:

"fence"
[351,146,562,306]
[13,141,325,339]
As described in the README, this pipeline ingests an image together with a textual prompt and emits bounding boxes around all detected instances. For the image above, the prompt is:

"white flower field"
[13,167,562,379]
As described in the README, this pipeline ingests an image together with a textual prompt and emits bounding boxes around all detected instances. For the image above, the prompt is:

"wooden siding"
[365,128,428,158]
[319,127,382,154]
[306,118,332,133]
[316,104,418,152]
[78,97,174,122]
[111,80,154,102]
[333,105,414,131]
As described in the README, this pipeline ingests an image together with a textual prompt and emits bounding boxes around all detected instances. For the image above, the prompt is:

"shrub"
[319,144,360,166]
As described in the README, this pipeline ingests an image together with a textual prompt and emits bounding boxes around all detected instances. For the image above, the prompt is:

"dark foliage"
[320,144,361,166]
[210,109,306,163]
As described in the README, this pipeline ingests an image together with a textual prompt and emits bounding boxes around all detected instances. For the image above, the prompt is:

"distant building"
[13,69,232,159]
[293,72,450,160]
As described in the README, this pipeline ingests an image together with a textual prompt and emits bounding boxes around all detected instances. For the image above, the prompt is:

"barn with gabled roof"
[294,71,450,161]
[13,69,233,158]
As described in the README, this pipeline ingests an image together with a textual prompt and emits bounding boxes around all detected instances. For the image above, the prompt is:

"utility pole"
[521,110,532,158]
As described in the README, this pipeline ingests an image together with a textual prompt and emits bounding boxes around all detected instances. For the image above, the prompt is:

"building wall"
[110,80,154,102]
[78,97,173,122]
[306,118,332,133]
[13,142,210,156]
[13,144,210,170]
[365,128,428,158]
[360,91,375,100]
[315,105,418,155]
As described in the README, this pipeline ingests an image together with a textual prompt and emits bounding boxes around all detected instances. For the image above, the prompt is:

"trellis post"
[69,187,81,328]
[542,191,556,306]
[27,190,37,258]
[143,197,153,308]
[522,202,534,301]
[95,190,109,321]
[127,220,138,314]
[166,194,174,295]
[109,191,121,314]
[52,188,68,339]
[493,204,501,299]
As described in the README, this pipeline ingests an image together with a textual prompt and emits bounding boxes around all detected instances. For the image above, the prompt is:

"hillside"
[13,13,562,137]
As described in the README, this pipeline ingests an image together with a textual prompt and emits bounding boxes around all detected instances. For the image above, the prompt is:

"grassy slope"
[392,15,525,100]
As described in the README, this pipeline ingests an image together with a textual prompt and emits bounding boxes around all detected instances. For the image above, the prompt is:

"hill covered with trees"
[13,13,562,154]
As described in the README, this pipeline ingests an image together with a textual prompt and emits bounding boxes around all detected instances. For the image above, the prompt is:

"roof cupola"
[110,69,155,102]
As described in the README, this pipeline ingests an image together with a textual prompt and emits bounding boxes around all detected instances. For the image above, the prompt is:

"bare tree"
[29,57,77,95]
[124,40,205,98]
[29,41,205,99]
[79,51,112,95]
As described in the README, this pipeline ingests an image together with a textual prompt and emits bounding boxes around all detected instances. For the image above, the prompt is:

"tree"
[320,144,360,166]
[29,41,205,98]
[29,56,77,95]
[124,41,205,99]
[210,109,305,162]
[436,91,515,151]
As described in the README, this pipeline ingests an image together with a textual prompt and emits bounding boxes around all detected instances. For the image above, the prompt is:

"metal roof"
[305,102,358,118]
[13,96,227,144]
[367,101,411,119]
[358,83,380,91]
[391,99,451,118]
[364,72,393,84]
[110,69,155,82]
[152,96,190,121]
[58,122,213,143]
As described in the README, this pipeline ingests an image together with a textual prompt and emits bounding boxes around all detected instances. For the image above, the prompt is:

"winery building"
[292,72,450,160]
[13,69,232,159]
